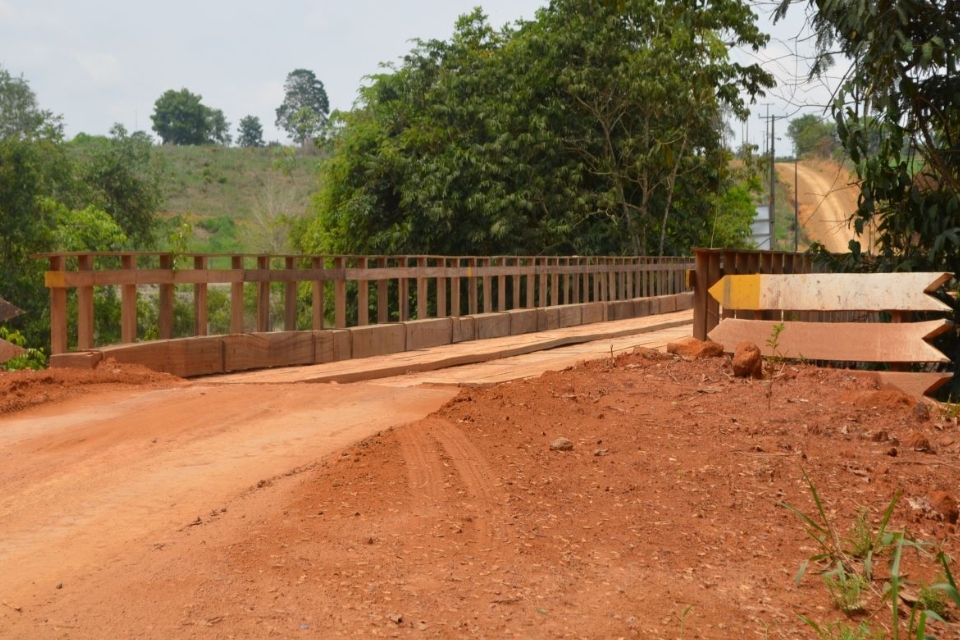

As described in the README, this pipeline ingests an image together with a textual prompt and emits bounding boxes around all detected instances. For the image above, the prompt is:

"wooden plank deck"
[205,310,694,386]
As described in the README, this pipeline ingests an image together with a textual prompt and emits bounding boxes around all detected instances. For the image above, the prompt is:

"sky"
[0,0,838,153]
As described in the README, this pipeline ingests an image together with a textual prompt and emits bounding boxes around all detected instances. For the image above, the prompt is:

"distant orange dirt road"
[776,160,867,253]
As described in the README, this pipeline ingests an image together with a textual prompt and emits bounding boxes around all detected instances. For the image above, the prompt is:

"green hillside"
[155,145,323,254]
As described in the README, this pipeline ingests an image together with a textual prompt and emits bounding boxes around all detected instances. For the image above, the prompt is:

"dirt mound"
[0,359,183,415]
[4,351,959,638]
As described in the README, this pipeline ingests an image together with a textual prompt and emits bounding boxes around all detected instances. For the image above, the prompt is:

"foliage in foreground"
[776,0,960,275]
[780,469,959,639]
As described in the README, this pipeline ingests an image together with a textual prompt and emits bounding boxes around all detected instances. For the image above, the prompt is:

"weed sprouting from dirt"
[780,469,960,639]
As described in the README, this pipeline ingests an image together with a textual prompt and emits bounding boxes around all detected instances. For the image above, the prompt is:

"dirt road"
[0,381,457,601]
[776,160,862,253]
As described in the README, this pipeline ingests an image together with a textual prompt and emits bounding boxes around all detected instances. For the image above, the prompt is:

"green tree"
[207,108,231,146]
[786,113,837,158]
[237,115,264,147]
[0,64,62,139]
[301,2,773,258]
[72,124,165,246]
[151,88,220,145]
[276,69,329,145]
[776,0,960,272]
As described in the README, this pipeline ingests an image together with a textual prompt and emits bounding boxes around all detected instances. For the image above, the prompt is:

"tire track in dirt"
[396,417,506,543]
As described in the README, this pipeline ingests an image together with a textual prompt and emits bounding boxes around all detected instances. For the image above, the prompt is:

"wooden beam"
[708,318,952,363]
[230,256,245,334]
[121,254,137,343]
[357,257,369,326]
[284,256,298,331]
[159,254,174,340]
[256,256,270,332]
[334,256,347,328]
[0,338,26,364]
[709,273,953,312]
[871,372,953,399]
[0,297,23,323]
[417,256,427,320]
[312,256,325,330]
[76,254,94,349]
[194,256,208,336]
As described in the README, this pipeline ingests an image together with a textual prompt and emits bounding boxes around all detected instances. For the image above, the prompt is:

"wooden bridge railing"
[38,252,694,355]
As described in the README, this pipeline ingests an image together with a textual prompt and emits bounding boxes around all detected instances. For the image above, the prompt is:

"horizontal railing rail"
[36,252,694,355]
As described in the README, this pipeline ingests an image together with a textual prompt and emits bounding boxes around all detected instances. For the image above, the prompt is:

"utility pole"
[794,156,799,252]
[769,110,776,250]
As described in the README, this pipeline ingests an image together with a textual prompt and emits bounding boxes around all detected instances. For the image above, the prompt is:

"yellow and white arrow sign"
[708,272,952,312]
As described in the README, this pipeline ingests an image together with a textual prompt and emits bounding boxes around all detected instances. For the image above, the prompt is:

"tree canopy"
[276,69,330,146]
[300,0,773,258]
[151,88,230,146]
[237,115,265,148]
[1,69,165,349]
[0,65,62,140]
[776,0,960,272]
[786,114,837,158]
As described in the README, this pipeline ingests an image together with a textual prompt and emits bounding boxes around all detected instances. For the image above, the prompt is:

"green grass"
[154,145,324,253]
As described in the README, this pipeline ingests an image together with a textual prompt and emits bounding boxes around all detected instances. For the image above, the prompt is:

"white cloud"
[0,0,62,28]
[73,51,121,85]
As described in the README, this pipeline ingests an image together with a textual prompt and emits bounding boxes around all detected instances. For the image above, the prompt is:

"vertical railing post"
[48,255,68,355]
[572,258,581,304]
[451,258,462,317]
[538,258,548,308]
[481,258,492,314]
[511,258,521,310]
[121,254,137,343]
[284,256,298,331]
[497,258,506,311]
[550,258,559,306]
[377,257,389,323]
[416,256,428,320]
[525,258,535,308]
[76,254,94,349]
[357,256,369,326]
[334,256,347,328]
[194,255,208,336]
[159,254,174,340]
[437,258,448,318]
[230,255,244,334]
[468,258,478,315]
[312,256,325,330]
[256,255,270,332]
[398,257,409,322]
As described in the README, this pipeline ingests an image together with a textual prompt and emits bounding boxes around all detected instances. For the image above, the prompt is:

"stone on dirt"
[732,341,763,379]
[930,491,959,524]
[666,337,725,359]
[550,437,574,451]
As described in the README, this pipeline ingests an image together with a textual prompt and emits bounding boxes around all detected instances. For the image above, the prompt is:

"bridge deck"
[205,310,694,386]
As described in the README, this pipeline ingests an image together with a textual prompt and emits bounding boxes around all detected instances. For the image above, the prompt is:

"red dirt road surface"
[2,344,960,637]
[777,160,864,253]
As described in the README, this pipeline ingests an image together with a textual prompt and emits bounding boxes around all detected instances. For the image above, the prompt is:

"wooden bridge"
[38,252,694,377]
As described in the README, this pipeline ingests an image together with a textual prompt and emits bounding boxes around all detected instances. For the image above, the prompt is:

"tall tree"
[237,115,265,147]
[73,124,165,245]
[776,0,960,271]
[151,88,225,145]
[207,108,232,146]
[787,114,836,158]
[0,64,62,140]
[301,2,772,258]
[276,69,329,145]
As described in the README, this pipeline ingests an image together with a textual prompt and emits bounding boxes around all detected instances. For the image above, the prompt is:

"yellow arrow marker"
[708,273,952,312]
[708,274,761,310]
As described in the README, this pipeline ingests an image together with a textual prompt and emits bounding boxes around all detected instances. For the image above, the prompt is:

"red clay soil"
[2,352,960,639]
[777,160,863,254]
